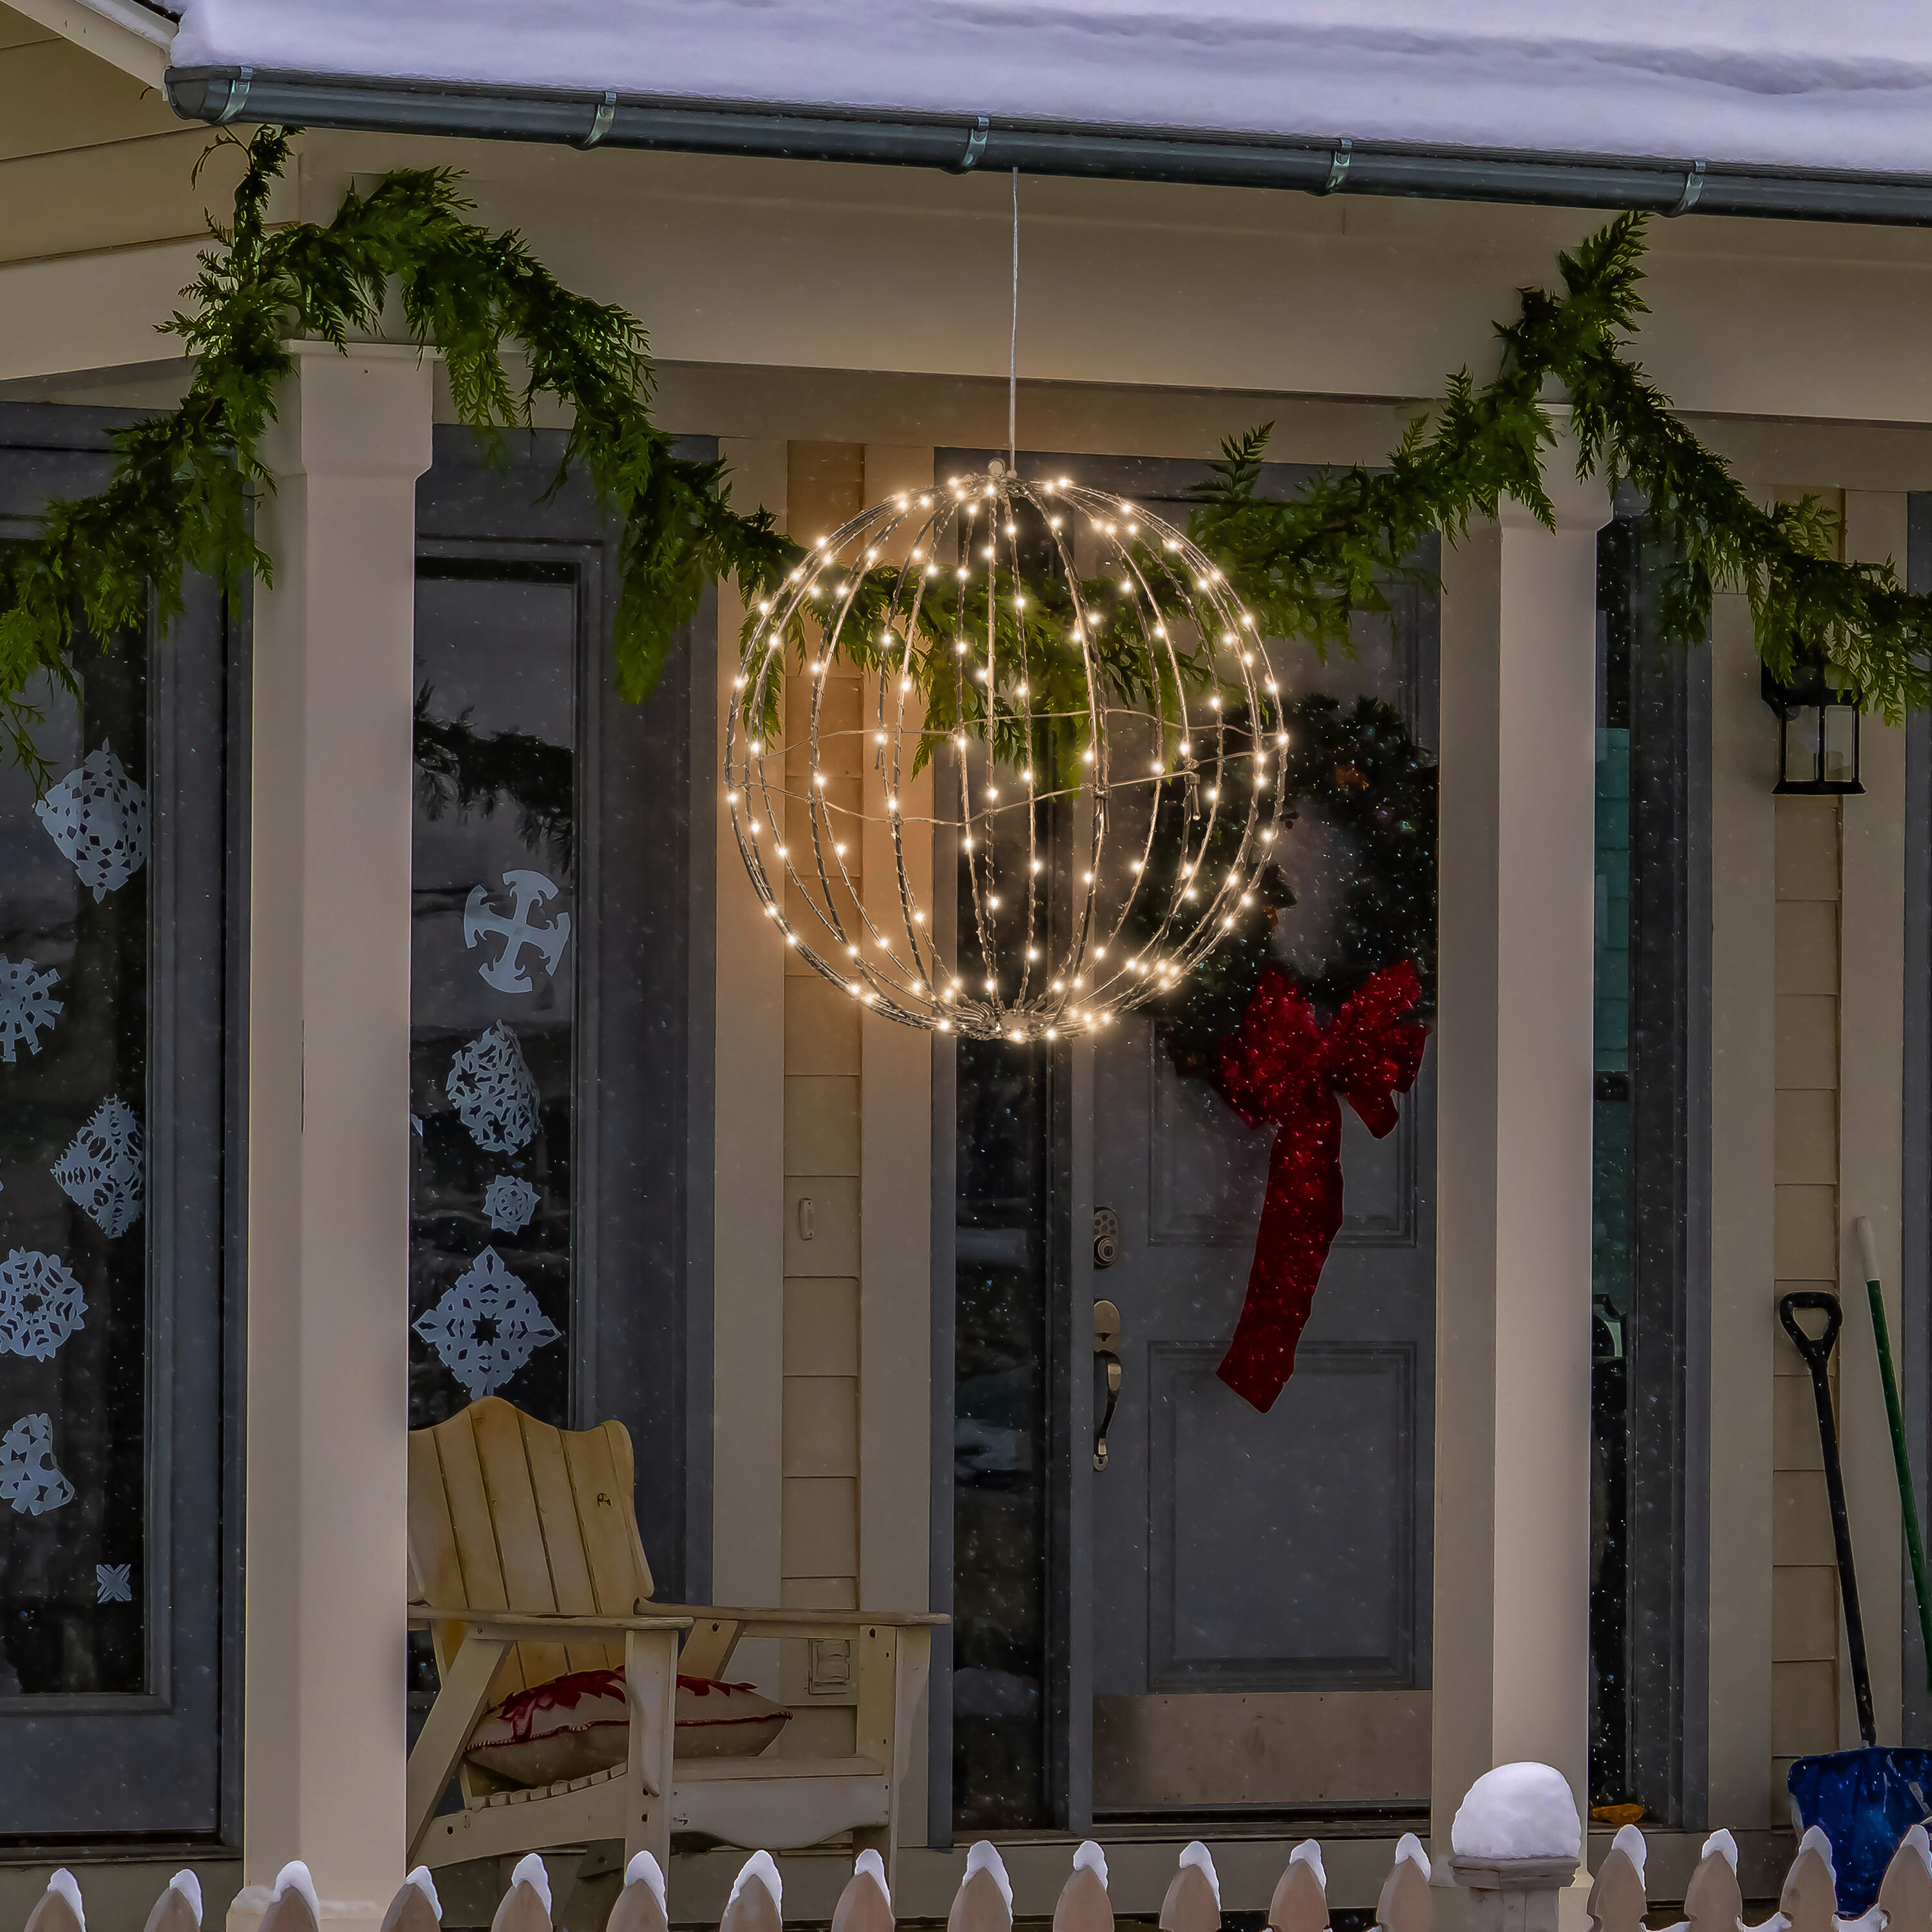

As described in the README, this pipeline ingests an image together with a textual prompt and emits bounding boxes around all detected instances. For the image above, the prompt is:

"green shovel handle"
[1856,1217,1932,1694]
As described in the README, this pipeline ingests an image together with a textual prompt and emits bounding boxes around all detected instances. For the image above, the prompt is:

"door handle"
[1093,1298,1122,1470]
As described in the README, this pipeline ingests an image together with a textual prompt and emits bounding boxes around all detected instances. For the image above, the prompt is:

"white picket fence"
[16,1813,1932,1932]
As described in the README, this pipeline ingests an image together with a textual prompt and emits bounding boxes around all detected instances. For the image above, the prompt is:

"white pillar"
[235,342,433,1927]
[1432,460,1607,1862]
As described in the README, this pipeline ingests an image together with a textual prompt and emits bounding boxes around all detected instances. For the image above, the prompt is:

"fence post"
[1054,1845,1112,1932]
[949,1844,1013,1932]
[1584,1828,1645,1932]
[1880,1824,1932,1932]
[1376,1838,1433,1932]
[377,1872,441,1932]
[493,1857,554,1932]
[608,1853,670,1932]
[259,1866,323,1932]
[1779,1828,1839,1932]
[1270,1844,1329,1932]
[1160,1844,1222,1932]
[832,1852,895,1932]
[720,1853,783,1932]
[146,1874,206,1932]
[22,1875,83,1932]
[1681,1832,1744,1932]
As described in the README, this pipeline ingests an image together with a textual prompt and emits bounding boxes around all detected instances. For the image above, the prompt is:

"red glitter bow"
[1211,961,1428,1413]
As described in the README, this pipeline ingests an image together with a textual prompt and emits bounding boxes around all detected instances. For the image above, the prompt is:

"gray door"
[1075,457,1439,1819]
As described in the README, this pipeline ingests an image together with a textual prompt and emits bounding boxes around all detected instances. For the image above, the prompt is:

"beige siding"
[1768,784,1842,1806]
[777,442,866,1754]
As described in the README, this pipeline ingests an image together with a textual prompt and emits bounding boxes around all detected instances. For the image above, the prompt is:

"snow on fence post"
[1584,1826,1645,1932]
[1681,1831,1743,1932]
[950,1844,1014,1932]
[1447,1764,1582,1932]
[609,1854,670,1932]
[21,1873,84,1932]
[1054,1843,1113,1932]
[1879,1824,1932,1932]
[832,1852,895,1932]
[144,1872,206,1932]
[1779,1827,1838,1932]
[379,1870,442,1932]
[1269,1841,1329,1932]
[720,1853,783,1932]
[1376,1834,1433,1932]
[1160,1842,1223,1932]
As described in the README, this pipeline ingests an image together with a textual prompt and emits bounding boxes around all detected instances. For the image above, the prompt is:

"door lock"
[1093,1298,1122,1470]
[1093,1206,1121,1269]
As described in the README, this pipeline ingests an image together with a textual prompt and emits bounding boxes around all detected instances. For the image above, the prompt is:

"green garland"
[1124,694,1437,1077]
[0,125,788,779]
[2,137,1929,792]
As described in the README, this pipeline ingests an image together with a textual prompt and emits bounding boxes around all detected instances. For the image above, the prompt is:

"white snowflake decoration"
[413,1246,560,1398]
[0,956,62,1063]
[483,1175,540,1234]
[0,1251,87,1361]
[96,1564,133,1604]
[446,1022,540,1154]
[34,744,149,901]
[51,1097,144,1239]
[0,1414,73,1517]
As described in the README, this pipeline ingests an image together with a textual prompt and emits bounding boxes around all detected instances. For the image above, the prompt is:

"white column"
[1432,460,1607,1864]
[235,342,433,1927]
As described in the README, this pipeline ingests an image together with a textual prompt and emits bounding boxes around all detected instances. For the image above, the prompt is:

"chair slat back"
[408,1397,656,1701]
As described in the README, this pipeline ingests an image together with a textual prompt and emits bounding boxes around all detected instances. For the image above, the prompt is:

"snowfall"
[169,1,1932,179]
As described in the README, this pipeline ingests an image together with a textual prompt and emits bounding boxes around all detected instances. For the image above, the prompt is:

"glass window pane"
[0,619,150,1696]
[410,558,579,1430]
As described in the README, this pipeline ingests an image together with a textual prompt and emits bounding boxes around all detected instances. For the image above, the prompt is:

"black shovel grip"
[1779,1289,1843,1370]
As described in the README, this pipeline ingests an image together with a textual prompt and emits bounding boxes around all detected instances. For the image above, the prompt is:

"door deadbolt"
[1093,1206,1121,1269]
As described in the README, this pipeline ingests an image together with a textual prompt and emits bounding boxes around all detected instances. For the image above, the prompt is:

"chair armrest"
[650,1603,945,1642]
[407,1605,693,1638]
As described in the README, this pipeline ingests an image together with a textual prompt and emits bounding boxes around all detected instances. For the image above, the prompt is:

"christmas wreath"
[1121,691,1437,1414]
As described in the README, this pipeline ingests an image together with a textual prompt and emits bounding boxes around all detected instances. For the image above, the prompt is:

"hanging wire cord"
[1009,167,1019,471]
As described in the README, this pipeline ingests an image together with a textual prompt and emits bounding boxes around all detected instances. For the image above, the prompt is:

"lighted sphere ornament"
[725,462,1289,1041]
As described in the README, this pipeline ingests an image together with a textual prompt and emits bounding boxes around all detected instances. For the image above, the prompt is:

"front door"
[1072,455,1439,1821]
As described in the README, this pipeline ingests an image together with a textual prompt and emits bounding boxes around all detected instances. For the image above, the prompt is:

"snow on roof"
[168,1,1932,178]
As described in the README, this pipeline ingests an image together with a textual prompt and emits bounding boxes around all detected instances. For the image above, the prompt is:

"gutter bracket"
[1667,158,1707,216]
[211,66,254,126]
[576,90,618,150]
[952,115,990,173]
[1321,137,1352,194]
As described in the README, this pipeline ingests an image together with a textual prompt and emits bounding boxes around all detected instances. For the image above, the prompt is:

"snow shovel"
[1780,1289,1932,1915]
[1779,1290,1875,1745]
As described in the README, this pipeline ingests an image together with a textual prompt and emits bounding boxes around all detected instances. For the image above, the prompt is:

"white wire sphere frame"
[724,464,1291,1042]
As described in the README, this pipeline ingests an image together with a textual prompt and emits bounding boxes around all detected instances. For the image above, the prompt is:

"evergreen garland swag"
[3,127,1932,795]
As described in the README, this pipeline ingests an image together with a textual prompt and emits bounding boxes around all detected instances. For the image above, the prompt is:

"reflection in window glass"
[953,1032,1053,1831]
[410,558,578,1432]
[0,613,149,1696]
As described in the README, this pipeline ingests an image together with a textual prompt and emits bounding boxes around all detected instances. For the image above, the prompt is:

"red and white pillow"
[465,1668,791,1788]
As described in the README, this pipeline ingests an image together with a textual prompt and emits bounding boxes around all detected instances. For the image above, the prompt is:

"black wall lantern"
[1762,658,1864,795]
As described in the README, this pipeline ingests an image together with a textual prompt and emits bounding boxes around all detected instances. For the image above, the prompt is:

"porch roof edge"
[163,66,1932,231]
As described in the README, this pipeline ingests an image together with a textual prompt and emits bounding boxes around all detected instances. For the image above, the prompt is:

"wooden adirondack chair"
[406,1397,939,1880]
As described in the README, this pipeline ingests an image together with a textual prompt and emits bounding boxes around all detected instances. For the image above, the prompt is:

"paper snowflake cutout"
[484,1175,540,1233]
[413,1246,560,1398]
[446,1021,540,1153]
[51,1097,144,1239]
[0,1414,73,1517]
[0,956,62,1063]
[96,1564,133,1604]
[0,1251,86,1361]
[34,744,149,901]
